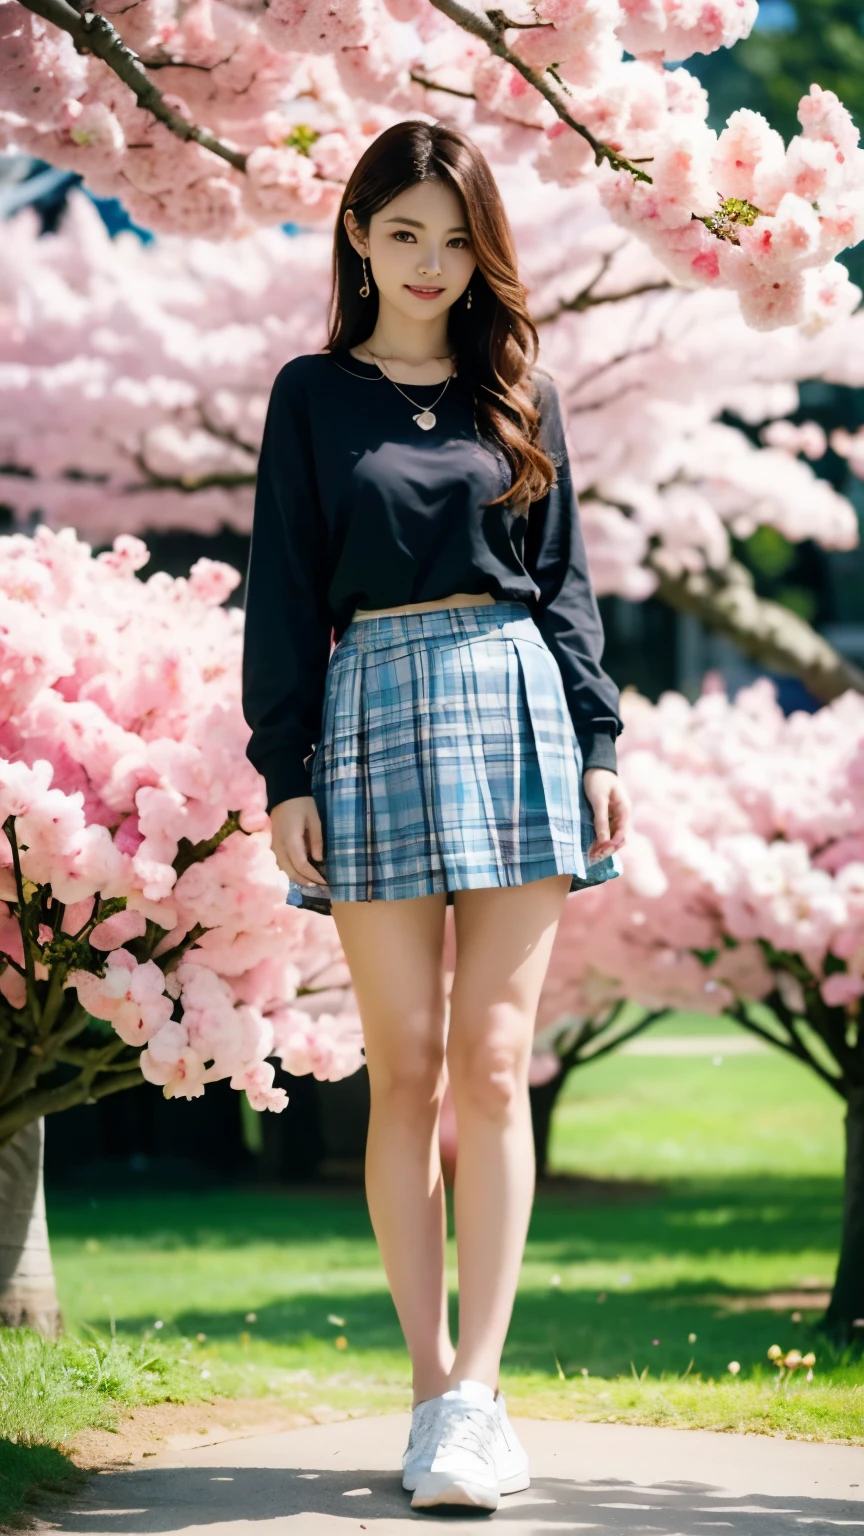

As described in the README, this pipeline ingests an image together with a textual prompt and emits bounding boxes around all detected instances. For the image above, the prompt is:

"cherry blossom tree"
[0,523,364,1329]
[2,173,863,697]
[3,0,864,1340]
[534,676,864,1345]
[2,373,863,1340]
[1,0,863,329]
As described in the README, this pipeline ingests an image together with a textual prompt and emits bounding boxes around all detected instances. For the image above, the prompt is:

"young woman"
[242,118,630,1515]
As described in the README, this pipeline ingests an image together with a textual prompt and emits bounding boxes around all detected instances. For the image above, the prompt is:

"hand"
[270,796,327,886]
[583,768,631,863]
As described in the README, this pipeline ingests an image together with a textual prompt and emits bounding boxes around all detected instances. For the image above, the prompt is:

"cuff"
[577,731,618,773]
[260,753,316,815]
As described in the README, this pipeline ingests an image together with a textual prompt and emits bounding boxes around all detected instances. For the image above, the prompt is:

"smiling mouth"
[405,284,445,294]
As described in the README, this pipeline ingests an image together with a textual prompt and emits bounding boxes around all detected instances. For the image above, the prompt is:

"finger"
[287,833,327,886]
[308,811,324,865]
[608,791,632,848]
[590,794,611,850]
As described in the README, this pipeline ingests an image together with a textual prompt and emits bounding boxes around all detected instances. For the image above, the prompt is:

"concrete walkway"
[43,1413,863,1535]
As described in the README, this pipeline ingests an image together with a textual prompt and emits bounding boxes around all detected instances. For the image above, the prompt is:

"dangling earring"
[359,255,370,298]
[466,286,472,309]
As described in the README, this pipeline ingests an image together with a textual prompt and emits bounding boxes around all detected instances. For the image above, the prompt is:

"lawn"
[1,1014,860,1523]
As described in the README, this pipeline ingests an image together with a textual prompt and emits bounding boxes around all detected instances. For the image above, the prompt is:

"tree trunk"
[0,1119,63,1337]
[649,556,864,704]
[821,1085,864,1349]
[529,1069,569,1179]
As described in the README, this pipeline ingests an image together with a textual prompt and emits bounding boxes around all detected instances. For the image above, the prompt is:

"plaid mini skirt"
[287,600,620,913]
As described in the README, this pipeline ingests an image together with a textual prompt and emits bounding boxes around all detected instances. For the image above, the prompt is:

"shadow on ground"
[49,1465,864,1532]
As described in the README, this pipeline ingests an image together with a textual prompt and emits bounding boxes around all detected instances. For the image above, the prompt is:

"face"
[345,178,476,317]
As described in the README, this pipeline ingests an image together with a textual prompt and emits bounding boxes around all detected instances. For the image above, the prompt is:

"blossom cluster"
[0,525,364,1104]
[1,0,863,327]
[1,180,860,603]
[539,678,864,1027]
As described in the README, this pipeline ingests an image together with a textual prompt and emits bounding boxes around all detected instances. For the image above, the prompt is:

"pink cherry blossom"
[759,420,827,460]
[712,109,784,205]
[616,0,758,61]
[0,0,861,333]
[1,525,366,1120]
[66,948,174,1046]
[2,182,860,613]
[541,678,864,1031]
[831,427,864,480]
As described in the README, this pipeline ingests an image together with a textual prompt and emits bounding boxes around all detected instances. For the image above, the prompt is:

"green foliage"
[281,124,319,156]
[735,1,864,139]
[743,526,798,581]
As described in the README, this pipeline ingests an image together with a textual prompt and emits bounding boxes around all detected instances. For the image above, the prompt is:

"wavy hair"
[326,118,557,514]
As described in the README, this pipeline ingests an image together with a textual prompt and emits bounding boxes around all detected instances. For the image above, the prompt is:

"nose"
[418,243,443,276]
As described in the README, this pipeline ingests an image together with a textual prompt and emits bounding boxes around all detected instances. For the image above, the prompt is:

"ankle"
[412,1377,452,1410]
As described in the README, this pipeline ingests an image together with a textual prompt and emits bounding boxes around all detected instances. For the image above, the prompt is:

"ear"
[343,207,368,258]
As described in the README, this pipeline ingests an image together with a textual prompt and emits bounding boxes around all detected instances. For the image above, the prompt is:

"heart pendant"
[414,410,436,430]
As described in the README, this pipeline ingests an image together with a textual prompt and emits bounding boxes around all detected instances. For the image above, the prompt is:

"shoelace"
[432,1400,497,1462]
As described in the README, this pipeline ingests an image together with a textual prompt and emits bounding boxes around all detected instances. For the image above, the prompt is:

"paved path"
[43,1414,862,1534]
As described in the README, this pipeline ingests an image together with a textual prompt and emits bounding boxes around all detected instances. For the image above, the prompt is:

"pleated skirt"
[287,600,620,913]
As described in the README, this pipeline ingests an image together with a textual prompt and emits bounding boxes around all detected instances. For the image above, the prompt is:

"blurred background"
[1,2,863,1506]
[1,0,860,1192]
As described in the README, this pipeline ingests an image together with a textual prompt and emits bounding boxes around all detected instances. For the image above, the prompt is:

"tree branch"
[1,1003,91,1107]
[534,276,674,324]
[0,1060,144,1144]
[133,457,256,494]
[730,1001,846,1097]
[427,0,651,182]
[409,69,478,101]
[572,1007,670,1068]
[3,815,40,1024]
[649,555,864,704]
[16,0,248,173]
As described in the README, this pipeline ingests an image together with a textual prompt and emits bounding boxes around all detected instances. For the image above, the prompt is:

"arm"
[523,368,623,772]
[241,363,332,816]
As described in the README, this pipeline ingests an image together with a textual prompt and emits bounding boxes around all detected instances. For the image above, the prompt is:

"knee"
[447,1013,529,1118]
[368,1030,447,1112]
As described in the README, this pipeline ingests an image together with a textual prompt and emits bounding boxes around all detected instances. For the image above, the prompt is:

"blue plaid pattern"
[286,601,620,911]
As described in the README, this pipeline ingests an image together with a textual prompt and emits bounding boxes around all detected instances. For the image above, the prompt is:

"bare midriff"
[351,591,497,622]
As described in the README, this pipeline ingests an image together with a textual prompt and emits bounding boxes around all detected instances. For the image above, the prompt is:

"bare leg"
[444,874,571,1392]
[330,893,455,1408]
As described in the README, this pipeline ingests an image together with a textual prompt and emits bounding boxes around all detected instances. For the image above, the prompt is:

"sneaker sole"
[410,1469,500,1510]
[499,1467,531,1494]
[402,1466,529,1495]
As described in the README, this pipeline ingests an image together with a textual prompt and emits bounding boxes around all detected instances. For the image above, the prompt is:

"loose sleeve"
[241,363,332,814]
[523,369,623,772]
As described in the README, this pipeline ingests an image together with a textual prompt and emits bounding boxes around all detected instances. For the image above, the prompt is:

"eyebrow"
[382,216,469,232]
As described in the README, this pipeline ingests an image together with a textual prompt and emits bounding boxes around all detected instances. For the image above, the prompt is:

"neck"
[361,297,452,366]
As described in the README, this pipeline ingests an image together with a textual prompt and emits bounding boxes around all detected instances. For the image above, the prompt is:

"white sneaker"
[403,1386,530,1495]
[490,1389,531,1494]
[401,1396,449,1490]
[409,1380,500,1511]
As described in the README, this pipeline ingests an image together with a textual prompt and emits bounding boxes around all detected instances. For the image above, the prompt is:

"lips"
[405,285,445,297]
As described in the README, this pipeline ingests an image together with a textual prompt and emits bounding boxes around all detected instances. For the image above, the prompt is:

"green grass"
[0,1328,217,1448]
[0,1441,84,1529]
[1,1010,859,1525]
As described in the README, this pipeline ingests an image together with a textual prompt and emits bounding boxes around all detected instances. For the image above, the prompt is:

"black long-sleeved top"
[242,348,623,815]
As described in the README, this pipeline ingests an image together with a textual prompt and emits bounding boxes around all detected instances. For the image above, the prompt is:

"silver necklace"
[356,348,456,431]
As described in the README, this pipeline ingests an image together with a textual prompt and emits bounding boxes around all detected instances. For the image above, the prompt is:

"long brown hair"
[326,118,557,513]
